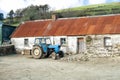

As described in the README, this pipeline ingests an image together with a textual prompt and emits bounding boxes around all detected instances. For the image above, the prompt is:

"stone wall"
[0,45,16,56]
[86,35,120,57]
[61,35,120,62]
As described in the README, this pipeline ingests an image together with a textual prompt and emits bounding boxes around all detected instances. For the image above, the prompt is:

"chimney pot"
[52,14,57,20]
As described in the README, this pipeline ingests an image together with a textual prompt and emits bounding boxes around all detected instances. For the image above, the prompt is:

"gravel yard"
[0,54,120,80]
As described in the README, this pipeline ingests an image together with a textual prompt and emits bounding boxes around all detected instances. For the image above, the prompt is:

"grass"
[3,19,20,27]
[57,2,120,12]
[56,2,120,18]
[11,23,20,26]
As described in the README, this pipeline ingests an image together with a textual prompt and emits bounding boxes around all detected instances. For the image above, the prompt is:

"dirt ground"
[0,54,120,80]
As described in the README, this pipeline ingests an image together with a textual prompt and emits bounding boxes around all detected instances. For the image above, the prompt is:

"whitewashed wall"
[52,36,86,54]
[11,36,66,51]
[105,35,120,47]
[67,36,77,54]
[11,37,36,50]
[52,36,84,54]
[11,36,86,54]
[52,36,68,53]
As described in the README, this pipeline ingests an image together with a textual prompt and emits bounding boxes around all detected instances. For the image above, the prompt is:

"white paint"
[11,37,36,50]
[67,36,77,53]
[11,36,83,53]
[52,36,68,53]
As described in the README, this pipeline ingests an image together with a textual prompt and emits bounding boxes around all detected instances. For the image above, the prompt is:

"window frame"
[60,38,67,46]
[24,39,29,46]
[104,37,112,47]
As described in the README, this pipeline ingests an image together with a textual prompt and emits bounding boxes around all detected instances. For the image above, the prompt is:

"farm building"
[11,14,120,55]
[0,22,16,45]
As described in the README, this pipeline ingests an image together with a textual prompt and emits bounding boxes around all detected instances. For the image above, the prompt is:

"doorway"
[77,38,86,53]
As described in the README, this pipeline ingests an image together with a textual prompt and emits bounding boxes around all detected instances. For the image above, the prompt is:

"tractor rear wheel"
[32,46,43,59]
[51,52,57,60]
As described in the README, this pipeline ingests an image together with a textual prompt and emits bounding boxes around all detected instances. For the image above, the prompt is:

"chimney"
[52,14,58,21]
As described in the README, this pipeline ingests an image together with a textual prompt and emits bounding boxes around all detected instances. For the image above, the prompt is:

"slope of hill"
[56,2,120,18]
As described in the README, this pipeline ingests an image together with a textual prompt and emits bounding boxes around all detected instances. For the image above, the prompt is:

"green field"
[58,2,120,11]
[56,2,120,17]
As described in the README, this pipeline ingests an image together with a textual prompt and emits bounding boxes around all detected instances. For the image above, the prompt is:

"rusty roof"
[11,20,52,37]
[11,14,120,38]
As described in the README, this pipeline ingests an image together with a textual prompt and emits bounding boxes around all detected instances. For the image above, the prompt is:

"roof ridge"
[23,19,52,23]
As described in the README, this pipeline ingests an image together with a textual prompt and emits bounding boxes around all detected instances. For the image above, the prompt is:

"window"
[46,38,51,44]
[35,38,39,44]
[104,37,112,47]
[41,38,45,43]
[60,38,66,45]
[24,39,29,46]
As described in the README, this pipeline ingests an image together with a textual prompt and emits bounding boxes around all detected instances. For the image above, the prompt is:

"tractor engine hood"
[48,45,60,49]
[48,45,61,53]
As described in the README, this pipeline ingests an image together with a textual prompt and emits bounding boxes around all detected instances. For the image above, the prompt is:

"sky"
[0,0,120,17]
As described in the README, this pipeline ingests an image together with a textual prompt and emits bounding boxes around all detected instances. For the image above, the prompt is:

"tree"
[13,4,51,21]
[8,10,14,23]
[0,13,4,20]
[43,4,50,19]
[15,9,23,22]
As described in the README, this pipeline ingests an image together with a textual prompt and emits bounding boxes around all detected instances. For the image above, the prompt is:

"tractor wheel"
[59,51,64,58]
[51,52,57,60]
[32,46,43,59]
[44,53,50,58]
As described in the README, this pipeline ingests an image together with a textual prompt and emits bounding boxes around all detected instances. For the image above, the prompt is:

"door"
[77,38,86,53]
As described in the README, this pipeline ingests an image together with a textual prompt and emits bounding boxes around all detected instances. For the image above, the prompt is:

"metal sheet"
[11,14,120,38]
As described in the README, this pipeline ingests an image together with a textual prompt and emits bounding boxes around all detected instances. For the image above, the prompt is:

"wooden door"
[77,38,85,53]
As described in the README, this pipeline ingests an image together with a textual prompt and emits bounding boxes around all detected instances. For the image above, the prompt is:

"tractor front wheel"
[58,51,64,58]
[32,46,43,59]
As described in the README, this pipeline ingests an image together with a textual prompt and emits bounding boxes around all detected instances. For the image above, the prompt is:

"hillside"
[3,2,120,26]
[56,2,120,18]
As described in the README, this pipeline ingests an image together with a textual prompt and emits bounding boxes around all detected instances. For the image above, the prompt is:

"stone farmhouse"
[11,14,120,55]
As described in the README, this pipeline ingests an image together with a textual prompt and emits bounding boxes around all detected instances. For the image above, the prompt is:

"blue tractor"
[31,38,64,59]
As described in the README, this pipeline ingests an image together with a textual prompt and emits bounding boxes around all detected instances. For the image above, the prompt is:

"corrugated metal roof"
[11,14,120,38]
[11,20,52,37]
